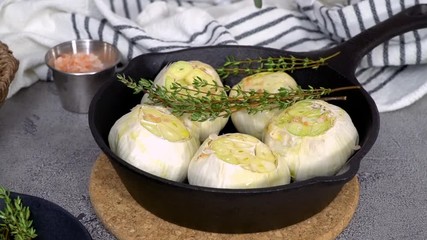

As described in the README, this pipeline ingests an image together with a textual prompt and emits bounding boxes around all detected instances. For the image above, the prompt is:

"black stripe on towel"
[204,25,234,45]
[415,0,422,63]
[115,24,146,33]
[109,0,116,13]
[224,7,276,29]
[298,5,317,24]
[414,29,422,64]
[382,0,393,66]
[353,4,366,32]
[325,9,338,37]
[353,2,368,65]
[368,66,407,94]
[255,25,323,47]
[186,21,221,44]
[136,0,142,13]
[122,0,130,19]
[319,6,329,33]
[127,41,134,60]
[337,9,351,39]
[383,41,389,65]
[71,13,81,39]
[398,38,406,65]
[355,67,369,78]
[368,0,380,24]
[203,24,222,45]
[361,67,387,86]
[385,0,393,17]
[234,14,308,41]
[298,4,320,24]
[216,39,238,45]
[299,5,313,12]
[113,29,119,46]
[367,0,380,66]
[130,34,157,42]
[98,18,107,41]
[84,16,92,39]
[399,0,406,65]
[130,21,219,44]
[281,36,330,50]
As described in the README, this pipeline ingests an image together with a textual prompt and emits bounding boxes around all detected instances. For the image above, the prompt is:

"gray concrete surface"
[0,81,426,240]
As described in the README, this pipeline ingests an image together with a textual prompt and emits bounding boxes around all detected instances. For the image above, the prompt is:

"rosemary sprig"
[0,187,37,240]
[117,74,359,122]
[216,52,340,79]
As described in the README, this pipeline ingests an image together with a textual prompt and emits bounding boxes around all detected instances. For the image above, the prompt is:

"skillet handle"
[324,4,427,79]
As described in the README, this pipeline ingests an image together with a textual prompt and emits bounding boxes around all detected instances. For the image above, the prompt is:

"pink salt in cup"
[45,39,121,113]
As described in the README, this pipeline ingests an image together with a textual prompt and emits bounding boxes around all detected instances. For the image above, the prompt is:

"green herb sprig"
[0,187,37,240]
[117,74,359,122]
[216,52,340,79]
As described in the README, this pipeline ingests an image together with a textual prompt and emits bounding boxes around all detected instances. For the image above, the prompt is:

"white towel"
[1,0,426,112]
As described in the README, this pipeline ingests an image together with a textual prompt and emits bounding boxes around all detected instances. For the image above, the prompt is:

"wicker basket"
[0,41,19,105]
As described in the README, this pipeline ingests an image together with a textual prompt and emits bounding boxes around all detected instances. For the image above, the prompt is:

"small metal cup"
[45,39,121,113]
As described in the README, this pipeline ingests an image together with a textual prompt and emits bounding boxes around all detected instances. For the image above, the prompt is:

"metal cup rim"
[45,39,121,74]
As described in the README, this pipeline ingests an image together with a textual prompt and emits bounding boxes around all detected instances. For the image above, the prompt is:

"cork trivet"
[89,154,359,240]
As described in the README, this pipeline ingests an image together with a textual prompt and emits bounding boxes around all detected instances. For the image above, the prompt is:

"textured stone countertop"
[0,81,426,239]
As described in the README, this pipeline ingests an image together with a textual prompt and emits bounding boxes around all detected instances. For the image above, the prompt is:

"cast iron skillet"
[89,4,427,233]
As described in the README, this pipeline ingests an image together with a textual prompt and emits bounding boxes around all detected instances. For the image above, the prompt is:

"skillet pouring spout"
[89,4,427,234]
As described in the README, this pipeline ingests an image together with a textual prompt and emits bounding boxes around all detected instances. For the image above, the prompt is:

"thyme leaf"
[216,52,340,79]
[117,74,359,122]
[0,187,37,240]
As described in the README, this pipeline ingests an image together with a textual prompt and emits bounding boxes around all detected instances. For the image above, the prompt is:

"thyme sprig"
[0,187,37,240]
[117,74,359,122]
[216,52,340,79]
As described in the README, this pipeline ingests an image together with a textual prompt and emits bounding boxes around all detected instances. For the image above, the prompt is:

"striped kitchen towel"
[0,0,426,112]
